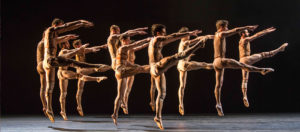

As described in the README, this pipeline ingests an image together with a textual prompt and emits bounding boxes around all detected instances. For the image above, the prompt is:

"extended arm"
[189,35,214,46]
[84,44,108,54]
[132,42,149,51]
[54,20,93,34]
[56,34,79,44]
[122,38,151,51]
[60,44,89,58]
[221,25,258,37]
[246,27,276,42]
[123,27,148,37]
[162,30,202,46]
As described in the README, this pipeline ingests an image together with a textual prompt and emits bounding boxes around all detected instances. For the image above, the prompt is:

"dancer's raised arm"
[246,27,276,42]
[221,25,258,37]
[161,30,202,46]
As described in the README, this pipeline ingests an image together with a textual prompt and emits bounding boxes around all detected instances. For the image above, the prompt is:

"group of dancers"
[36,18,288,129]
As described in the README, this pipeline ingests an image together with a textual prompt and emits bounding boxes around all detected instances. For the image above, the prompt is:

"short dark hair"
[151,24,166,36]
[52,18,64,26]
[216,20,229,30]
[110,25,120,31]
[178,27,189,33]
[120,34,129,41]
[72,39,82,47]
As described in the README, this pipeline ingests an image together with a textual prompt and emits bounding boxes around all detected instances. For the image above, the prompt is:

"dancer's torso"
[148,37,163,65]
[239,39,251,58]
[214,32,226,58]
[44,27,58,60]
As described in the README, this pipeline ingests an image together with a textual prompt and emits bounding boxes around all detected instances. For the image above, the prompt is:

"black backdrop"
[1,0,300,115]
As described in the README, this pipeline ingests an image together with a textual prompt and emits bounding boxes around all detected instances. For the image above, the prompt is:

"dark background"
[1,0,300,116]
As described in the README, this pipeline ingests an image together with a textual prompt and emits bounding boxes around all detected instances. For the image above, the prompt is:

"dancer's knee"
[159,92,166,100]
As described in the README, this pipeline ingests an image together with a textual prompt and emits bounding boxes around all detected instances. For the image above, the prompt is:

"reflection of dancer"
[72,39,111,116]
[238,27,288,107]
[176,27,215,116]
[57,41,107,120]
[43,18,104,122]
[36,31,78,117]
[212,20,274,117]
[111,35,151,125]
[148,24,205,129]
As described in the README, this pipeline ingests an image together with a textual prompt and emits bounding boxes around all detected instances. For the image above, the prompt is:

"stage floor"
[1,113,300,131]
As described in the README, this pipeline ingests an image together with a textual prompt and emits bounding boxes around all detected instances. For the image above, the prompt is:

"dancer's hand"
[80,20,94,27]
[265,27,276,33]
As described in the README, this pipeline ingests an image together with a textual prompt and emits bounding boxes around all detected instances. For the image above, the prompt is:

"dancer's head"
[239,29,250,37]
[216,20,229,31]
[120,34,130,45]
[151,24,166,36]
[59,41,70,49]
[52,18,64,27]
[178,27,190,40]
[73,39,82,48]
[110,25,120,34]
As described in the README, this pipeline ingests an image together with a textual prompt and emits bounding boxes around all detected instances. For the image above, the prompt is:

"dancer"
[111,35,151,125]
[212,20,274,117]
[36,25,80,117]
[176,27,215,116]
[57,41,107,120]
[107,25,148,113]
[238,27,288,107]
[72,39,111,116]
[43,18,105,122]
[148,24,207,129]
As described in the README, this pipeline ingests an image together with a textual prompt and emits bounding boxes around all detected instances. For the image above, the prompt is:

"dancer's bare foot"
[216,105,224,116]
[179,105,184,116]
[77,106,84,116]
[60,112,68,121]
[279,43,288,52]
[121,105,128,115]
[97,77,107,83]
[46,110,55,123]
[243,97,250,108]
[149,102,155,112]
[261,68,274,75]
[111,114,117,126]
[154,117,164,130]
